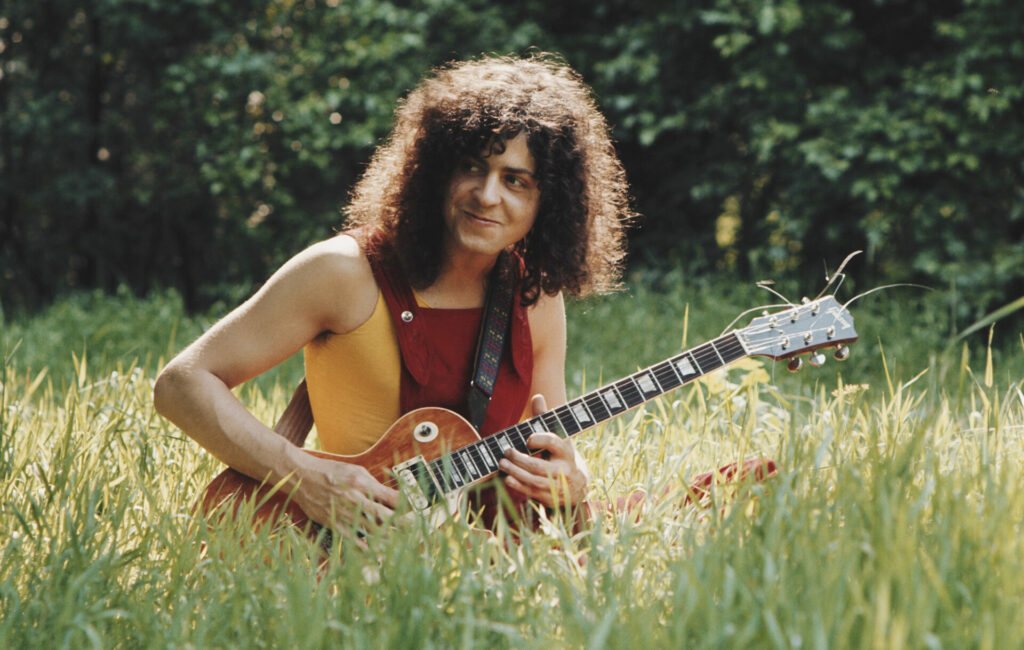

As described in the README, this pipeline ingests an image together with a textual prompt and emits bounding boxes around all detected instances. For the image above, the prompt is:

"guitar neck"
[416,332,749,497]
[513,331,746,442]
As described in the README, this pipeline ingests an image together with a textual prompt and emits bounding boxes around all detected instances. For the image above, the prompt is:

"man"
[154,54,633,535]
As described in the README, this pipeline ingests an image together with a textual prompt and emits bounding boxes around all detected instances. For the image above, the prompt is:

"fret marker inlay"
[638,373,657,393]
[602,389,622,409]
[675,357,696,375]
[572,403,592,423]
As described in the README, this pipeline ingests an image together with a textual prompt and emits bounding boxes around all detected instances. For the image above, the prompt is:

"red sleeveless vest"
[365,244,533,435]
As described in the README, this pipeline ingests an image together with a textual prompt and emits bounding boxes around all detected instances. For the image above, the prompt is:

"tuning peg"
[808,352,827,367]
[787,358,803,372]
[833,345,850,361]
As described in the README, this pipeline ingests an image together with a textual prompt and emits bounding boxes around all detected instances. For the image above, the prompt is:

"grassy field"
[2,279,1023,648]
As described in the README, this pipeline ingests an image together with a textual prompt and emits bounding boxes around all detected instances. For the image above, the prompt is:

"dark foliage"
[2,0,1021,320]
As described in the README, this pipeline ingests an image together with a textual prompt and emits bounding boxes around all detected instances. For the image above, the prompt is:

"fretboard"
[417,332,748,498]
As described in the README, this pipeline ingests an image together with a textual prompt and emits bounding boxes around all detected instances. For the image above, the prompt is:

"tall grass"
[2,281,1023,647]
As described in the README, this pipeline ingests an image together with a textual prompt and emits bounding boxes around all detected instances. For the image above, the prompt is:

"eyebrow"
[502,166,536,177]
[465,154,536,177]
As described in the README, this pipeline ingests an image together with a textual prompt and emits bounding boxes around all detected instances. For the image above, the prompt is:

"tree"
[3,0,1021,321]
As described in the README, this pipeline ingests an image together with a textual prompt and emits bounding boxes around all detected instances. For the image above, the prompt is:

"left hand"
[498,394,589,508]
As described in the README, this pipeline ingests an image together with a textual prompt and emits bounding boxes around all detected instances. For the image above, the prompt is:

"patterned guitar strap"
[466,251,514,431]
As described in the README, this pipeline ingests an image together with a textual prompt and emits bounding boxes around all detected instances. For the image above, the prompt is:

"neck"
[422,250,499,309]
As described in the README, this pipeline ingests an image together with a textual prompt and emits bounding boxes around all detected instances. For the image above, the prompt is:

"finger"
[503,474,545,504]
[503,472,545,500]
[334,495,394,529]
[361,499,395,524]
[347,466,399,508]
[371,483,400,509]
[500,448,557,479]
[499,455,556,491]
[530,393,548,417]
[504,473,568,508]
[524,432,573,458]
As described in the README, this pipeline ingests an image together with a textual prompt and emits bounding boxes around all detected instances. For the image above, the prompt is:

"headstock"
[738,296,857,369]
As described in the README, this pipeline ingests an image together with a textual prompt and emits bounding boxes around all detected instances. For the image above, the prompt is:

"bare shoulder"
[528,291,566,326]
[527,291,567,352]
[283,233,378,335]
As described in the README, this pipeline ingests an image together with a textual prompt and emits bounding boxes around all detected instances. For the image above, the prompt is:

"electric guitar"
[201,295,857,532]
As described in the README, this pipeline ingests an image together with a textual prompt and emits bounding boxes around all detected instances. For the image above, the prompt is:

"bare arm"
[499,292,590,507]
[153,235,398,527]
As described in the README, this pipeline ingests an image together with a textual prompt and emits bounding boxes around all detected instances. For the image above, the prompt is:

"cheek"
[520,196,540,228]
[444,175,468,204]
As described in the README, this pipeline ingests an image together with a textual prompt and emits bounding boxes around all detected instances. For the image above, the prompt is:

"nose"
[474,173,501,207]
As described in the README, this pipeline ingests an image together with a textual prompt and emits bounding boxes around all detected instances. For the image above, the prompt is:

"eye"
[506,174,532,189]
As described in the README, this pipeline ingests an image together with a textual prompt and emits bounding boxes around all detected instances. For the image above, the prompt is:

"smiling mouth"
[465,211,498,225]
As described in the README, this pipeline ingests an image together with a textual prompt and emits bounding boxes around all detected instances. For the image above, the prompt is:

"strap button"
[401,310,414,323]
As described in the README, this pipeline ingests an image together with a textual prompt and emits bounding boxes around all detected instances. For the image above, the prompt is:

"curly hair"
[344,54,634,306]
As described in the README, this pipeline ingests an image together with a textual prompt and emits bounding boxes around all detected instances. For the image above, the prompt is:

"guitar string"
[367,305,853,495]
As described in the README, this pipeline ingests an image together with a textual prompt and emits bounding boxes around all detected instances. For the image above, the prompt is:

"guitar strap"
[271,379,314,446]
[466,251,514,431]
[270,251,514,445]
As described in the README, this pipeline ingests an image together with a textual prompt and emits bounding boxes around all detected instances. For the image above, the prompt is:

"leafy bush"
[2,0,1021,320]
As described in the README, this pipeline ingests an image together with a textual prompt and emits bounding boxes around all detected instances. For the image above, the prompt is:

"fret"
[484,436,508,470]
[615,377,645,408]
[583,392,612,423]
[541,411,566,437]
[692,343,723,373]
[470,445,492,475]
[509,425,530,451]
[428,459,447,492]
[461,448,481,478]
[569,399,594,428]
[653,361,682,391]
[634,369,662,396]
[436,454,463,489]
[453,450,472,480]
[469,443,490,471]
[710,338,727,365]
[673,352,701,381]
[551,407,575,434]
[476,439,499,471]
[554,404,583,435]
[488,436,507,465]
[514,423,534,450]
[529,417,547,434]
[601,386,626,414]
[447,451,465,482]
[495,433,514,455]
[427,459,444,490]
[449,452,468,485]
[718,333,746,363]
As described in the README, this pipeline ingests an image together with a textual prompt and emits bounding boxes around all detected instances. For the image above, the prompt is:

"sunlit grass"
[2,283,1024,647]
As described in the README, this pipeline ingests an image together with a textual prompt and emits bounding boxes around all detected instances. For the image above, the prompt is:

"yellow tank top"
[303,291,406,455]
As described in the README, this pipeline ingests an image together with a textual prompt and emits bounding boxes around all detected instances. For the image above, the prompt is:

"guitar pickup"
[394,457,441,511]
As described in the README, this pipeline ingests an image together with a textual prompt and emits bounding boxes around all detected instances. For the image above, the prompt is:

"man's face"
[441,132,540,262]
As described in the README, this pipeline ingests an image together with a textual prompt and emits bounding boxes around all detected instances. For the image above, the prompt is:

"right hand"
[290,453,399,532]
